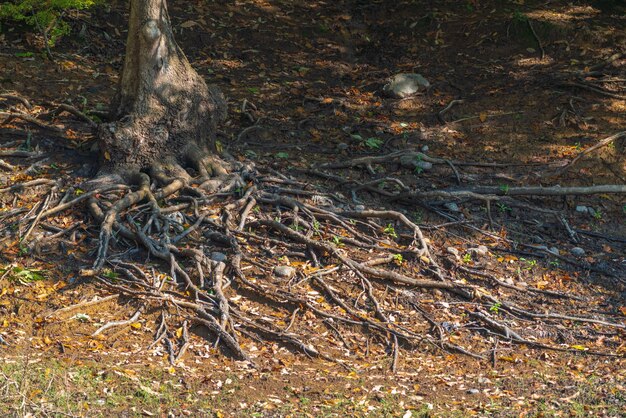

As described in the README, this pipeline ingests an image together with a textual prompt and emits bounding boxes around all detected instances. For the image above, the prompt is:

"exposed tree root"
[2,121,624,370]
[10,147,609,370]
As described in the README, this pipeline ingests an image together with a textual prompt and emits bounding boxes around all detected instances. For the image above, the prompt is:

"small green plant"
[496,203,512,213]
[392,253,404,265]
[274,152,289,159]
[383,223,398,238]
[489,301,502,314]
[312,220,321,235]
[0,265,45,284]
[17,243,29,256]
[0,0,100,49]
[512,10,528,23]
[520,257,537,270]
[499,184,510,194]
[364,137,383,149]
[462,253,472,263]
[290,224,304,232]
[351,134,383,149]
[592,210,603,220]
[549,260,560,268]
[414,154,424,174]
[101,269,118,279]
[331,235,341,245]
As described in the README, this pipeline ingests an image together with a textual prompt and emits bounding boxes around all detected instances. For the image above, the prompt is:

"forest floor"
[0,0,625,416]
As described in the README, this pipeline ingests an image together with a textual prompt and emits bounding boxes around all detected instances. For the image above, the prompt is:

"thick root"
[70,157,626,371]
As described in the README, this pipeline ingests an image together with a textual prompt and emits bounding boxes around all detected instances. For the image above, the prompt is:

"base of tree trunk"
[96,0,229,185]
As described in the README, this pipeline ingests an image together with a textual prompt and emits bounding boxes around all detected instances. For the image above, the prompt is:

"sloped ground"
[0,1,625,416]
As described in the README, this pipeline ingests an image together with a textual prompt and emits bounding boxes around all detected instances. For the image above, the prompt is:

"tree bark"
[99,0,226,176]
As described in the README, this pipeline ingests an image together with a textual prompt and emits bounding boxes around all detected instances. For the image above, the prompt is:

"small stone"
[415,161,433,171]
[447,247,460,256]
[467,389,480,395]
[210,252,227,262]
[355,204,365,212]
[470,245,489,256]
[337,142,349,151]
[273,266,296,279]
[571,247,585,257]
[421,145,429,152]
[383,73,431,98]
[432,289,443,297]
[504,278,515,286]
[444,202,460,213]
[575,205,588,214]
[517,281,528,287]
[549,247,560,255]
[399,154,433,171]
[477,377,492,384]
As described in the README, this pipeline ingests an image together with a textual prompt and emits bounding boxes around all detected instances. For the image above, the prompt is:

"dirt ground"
[1,0,625,417]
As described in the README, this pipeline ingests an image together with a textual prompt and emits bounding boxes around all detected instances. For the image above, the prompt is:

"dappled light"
[0,0,625,416]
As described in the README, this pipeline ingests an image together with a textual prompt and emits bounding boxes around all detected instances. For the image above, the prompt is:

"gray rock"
[383,73,430,98]
[273,266,296,279]
[421,145,429,152]
[571,247,585,257]
[575,205,588,214]
[470,245,489,257]
[210,252,227,262]
[355,205,365,212]
[504,278,515,286]
[447,247,460,257]
[337,142,349,151]
[549,247,560,255]
[399,154,433,171]
[467,389,480,395]
[444,202,461,213]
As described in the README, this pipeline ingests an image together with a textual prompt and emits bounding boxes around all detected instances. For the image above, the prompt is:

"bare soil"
[1,1,625,417]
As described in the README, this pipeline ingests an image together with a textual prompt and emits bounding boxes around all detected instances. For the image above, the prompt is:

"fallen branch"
[395,184,626,202]
[0,111,64,132]
[0,92,33,109]
[556,131,626,176]
[92,306,143,336]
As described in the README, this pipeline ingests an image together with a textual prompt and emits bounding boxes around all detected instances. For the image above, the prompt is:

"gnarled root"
[76,160,625,370]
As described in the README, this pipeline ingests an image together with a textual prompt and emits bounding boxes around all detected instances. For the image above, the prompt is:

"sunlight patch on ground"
[526,6,600,23]
[515,56,555,67]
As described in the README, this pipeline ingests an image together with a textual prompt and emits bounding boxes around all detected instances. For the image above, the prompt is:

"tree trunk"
[99,0,226,177]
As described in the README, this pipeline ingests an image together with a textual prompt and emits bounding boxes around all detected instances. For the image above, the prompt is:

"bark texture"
[99,0,226,174]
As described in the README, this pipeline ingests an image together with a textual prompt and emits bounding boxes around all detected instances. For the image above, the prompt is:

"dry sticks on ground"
[3,136,624,369]
[19,153,618,368]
